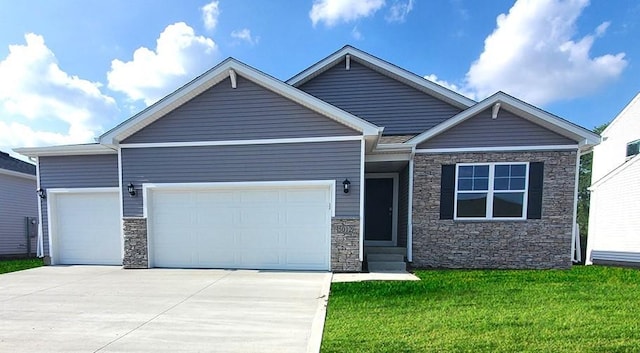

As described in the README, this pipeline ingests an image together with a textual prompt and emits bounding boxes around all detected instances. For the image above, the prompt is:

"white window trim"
[453,162,529,221]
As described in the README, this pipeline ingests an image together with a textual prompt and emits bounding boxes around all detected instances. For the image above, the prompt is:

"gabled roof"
[0,151,36,177]
[287,45,476,110]
[407,92,601,149]
[600,92,640,137]
[100,57,381,146]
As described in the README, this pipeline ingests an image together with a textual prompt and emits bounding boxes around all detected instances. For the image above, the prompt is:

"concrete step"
[365,246,406,255]
[367,261,407,273]
[367,253,405,262]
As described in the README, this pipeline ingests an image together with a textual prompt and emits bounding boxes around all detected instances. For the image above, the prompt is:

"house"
[15,46,600,271]
[0,151,37,257]
[586,93,640,266]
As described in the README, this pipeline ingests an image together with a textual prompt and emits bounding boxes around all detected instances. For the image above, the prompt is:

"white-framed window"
[454,162,529,220]
[626,139,640,158]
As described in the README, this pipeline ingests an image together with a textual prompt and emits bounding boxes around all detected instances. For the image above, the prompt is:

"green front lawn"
[0,258,43,274]
[322,267,640,353]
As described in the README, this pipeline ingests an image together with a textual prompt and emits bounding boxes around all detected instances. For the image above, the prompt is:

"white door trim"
[143,180,335,270]
[364,173,399,246]
[46,187,120,265]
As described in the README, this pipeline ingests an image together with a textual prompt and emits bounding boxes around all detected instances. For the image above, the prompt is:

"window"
[627,140,640,158]
[455,163,529,220]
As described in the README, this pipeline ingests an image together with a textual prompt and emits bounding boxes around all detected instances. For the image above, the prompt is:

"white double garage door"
[49,182,333,270]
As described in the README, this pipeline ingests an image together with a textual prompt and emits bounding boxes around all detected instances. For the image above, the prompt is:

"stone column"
[331,218,362,272]
[122,218,148,269]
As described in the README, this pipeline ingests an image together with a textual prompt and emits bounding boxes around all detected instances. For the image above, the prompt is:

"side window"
[626,140,640,158]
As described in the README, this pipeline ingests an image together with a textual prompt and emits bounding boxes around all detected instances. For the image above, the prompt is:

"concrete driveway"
[0,266,331,353]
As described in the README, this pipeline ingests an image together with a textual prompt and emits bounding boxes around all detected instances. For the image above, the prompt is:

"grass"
[0,258,43,274]
[321,266,640,353]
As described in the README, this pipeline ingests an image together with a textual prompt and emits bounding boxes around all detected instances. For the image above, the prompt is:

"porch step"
[365,246,408,273]
[365,246,406,255]
[367,253,405,262]
[367,261,407,272]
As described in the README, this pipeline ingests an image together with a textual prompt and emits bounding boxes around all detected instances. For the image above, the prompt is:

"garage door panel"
[52,192,121,265]
[149,184,331,270]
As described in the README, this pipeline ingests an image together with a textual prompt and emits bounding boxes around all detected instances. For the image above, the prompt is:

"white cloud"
[201,1,220,31]
[231,28,259,45]
[0,33,118,150]
[107,22,218,106]
[310,0,385,27]
[351,26,363,40]
[464,0,627,105]
[424,74,476,100]
[386,0,413,23]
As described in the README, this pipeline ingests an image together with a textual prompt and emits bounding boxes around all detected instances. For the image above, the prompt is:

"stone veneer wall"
[123,218,148,269]
[412,150,577,269]
[331,218,362,272]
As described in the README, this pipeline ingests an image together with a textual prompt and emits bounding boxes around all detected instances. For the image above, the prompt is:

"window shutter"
[440,165,456,220]
[527,162,544,219]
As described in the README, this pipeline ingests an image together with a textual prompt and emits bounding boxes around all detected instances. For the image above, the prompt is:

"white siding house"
[587,93,640,265]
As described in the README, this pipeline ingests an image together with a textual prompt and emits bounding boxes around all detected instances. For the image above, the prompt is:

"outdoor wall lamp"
[342,179,351,194]
[127,183,136,197]
[36,188,46,199]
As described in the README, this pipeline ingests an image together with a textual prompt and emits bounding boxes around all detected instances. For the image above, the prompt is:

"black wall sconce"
[36,188,46,199]
[127,183,136,197]
[342,179,351,194]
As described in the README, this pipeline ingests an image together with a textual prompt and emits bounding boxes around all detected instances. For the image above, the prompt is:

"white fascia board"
[14,144,117,157]
[287,46,476,109]
[100,58,379,146]
[415,145,579,154]
[0,168,36,180]
[408,92,601,146]
[374,143,414,152]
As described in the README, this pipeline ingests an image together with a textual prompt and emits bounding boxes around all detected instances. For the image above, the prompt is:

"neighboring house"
[15,46,600,271]
[586,93,640,266]
[0,151,37,257]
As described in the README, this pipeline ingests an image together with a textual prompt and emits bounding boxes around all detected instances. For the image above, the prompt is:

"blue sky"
[1,0,638,157]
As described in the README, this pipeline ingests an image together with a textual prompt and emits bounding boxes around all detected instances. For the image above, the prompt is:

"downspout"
[34,156,44,258]
[407,146,415,262]
[359,138,365,262]
[570,147,582,263]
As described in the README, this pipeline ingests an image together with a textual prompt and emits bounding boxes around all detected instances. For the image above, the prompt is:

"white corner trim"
[0,168,36,180]
[407,156,414,262]
[120,135,363,148]
[415,145,579,154]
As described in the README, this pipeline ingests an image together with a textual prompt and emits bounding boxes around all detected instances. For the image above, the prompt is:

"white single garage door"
[50,190,121,265]
[147,182,332,270]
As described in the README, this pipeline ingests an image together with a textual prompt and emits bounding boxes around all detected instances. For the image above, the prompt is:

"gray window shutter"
[440,165,456,220]
[527,162,544,219]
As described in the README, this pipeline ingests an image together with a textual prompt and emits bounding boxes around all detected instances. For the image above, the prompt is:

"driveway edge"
[306,272,332,353]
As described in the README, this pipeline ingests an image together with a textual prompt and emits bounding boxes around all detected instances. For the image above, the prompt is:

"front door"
[364,177,395,245]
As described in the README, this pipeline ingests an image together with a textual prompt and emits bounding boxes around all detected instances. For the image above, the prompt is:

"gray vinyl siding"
[122,140,361,218]
[298,59,462,135]
[0,174,37,256]
[397,164,409,248]
[418,108,576,149]
[39,154,119,257]
[124,75,358,144]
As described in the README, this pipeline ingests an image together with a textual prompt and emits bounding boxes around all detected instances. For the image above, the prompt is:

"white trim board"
[100,58,380,146]
[415,145,579,154]
[363,173,399,247]
[120,135,363,149]
[0,168,36,180]
[14,144,117,158]
[408,92,600,148]
[287,45,475,109]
